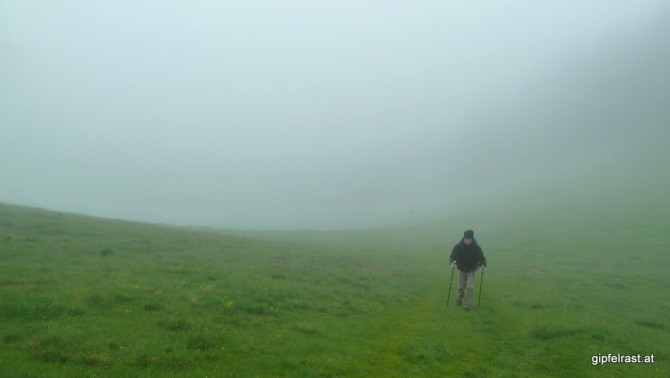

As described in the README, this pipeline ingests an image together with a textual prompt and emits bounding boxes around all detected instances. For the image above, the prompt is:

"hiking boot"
[456,299,462,305]
[464,306,471,311]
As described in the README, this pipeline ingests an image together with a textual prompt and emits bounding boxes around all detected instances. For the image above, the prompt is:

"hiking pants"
[457,269,477,307]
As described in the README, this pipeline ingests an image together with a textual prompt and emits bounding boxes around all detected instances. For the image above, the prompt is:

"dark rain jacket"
[450,239,486,273]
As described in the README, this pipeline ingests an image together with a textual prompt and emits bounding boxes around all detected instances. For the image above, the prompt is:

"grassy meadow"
[0,187,668,377]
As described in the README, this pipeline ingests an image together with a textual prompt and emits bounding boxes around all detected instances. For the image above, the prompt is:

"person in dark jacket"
[450,229,487,311]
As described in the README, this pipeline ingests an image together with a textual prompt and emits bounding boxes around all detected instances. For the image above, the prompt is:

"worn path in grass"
[368,273,446,375]
[357,250,500,376]
[351,244,552,377]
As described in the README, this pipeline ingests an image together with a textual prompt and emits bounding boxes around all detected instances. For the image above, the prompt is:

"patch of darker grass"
[27,336,73,363]
[157,316,192,331]
[292,323,319,335]
[604,281,629,290]
[462,367,493,378]
[271,272,286,280]
[143,302,164,311]
[400,340,453,363]
[589,328,612,343]
[243,305,278,316]
[287,301,313,311]
[106,341,122,351]
[634,319,666,330]
[186,334,222,351]
[85,293,107,306]
[530,326,580,340]
[67,306,86,316]
[83,352,111,366]
[132,353,161,368]
[529,303,556,310]
[2,300,69,319]
[166,356,193,371]
[114,292,137,304]
[221,315,249,328]
[3,333,22,344]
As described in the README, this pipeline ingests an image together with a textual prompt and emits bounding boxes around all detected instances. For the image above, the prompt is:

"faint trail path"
[361,254,452,376]
[359,252,507,377]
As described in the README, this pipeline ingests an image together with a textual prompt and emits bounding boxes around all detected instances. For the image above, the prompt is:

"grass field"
[1,172,668,378]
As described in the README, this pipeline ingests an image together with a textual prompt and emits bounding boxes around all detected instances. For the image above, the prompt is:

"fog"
[1,1,667,230]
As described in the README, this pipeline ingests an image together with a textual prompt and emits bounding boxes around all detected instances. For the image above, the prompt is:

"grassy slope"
[0,204,441,376]
[1,157,668,378]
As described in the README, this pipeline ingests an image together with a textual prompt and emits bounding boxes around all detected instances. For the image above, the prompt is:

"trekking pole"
[446,265,455,307]
[477,267,485,308]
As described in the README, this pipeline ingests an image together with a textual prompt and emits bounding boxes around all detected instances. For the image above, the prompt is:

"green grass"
[0,195,668,377]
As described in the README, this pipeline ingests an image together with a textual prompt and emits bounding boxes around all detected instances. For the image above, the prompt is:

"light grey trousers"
[457,270,477,307]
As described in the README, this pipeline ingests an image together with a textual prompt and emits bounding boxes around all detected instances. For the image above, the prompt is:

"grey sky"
[1,1,666,229]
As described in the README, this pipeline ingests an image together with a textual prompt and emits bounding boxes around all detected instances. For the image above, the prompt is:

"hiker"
[450,229,487,311]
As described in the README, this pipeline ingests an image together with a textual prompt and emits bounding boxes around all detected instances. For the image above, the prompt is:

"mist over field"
[1,1,668,230]
[1,4,670,375]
